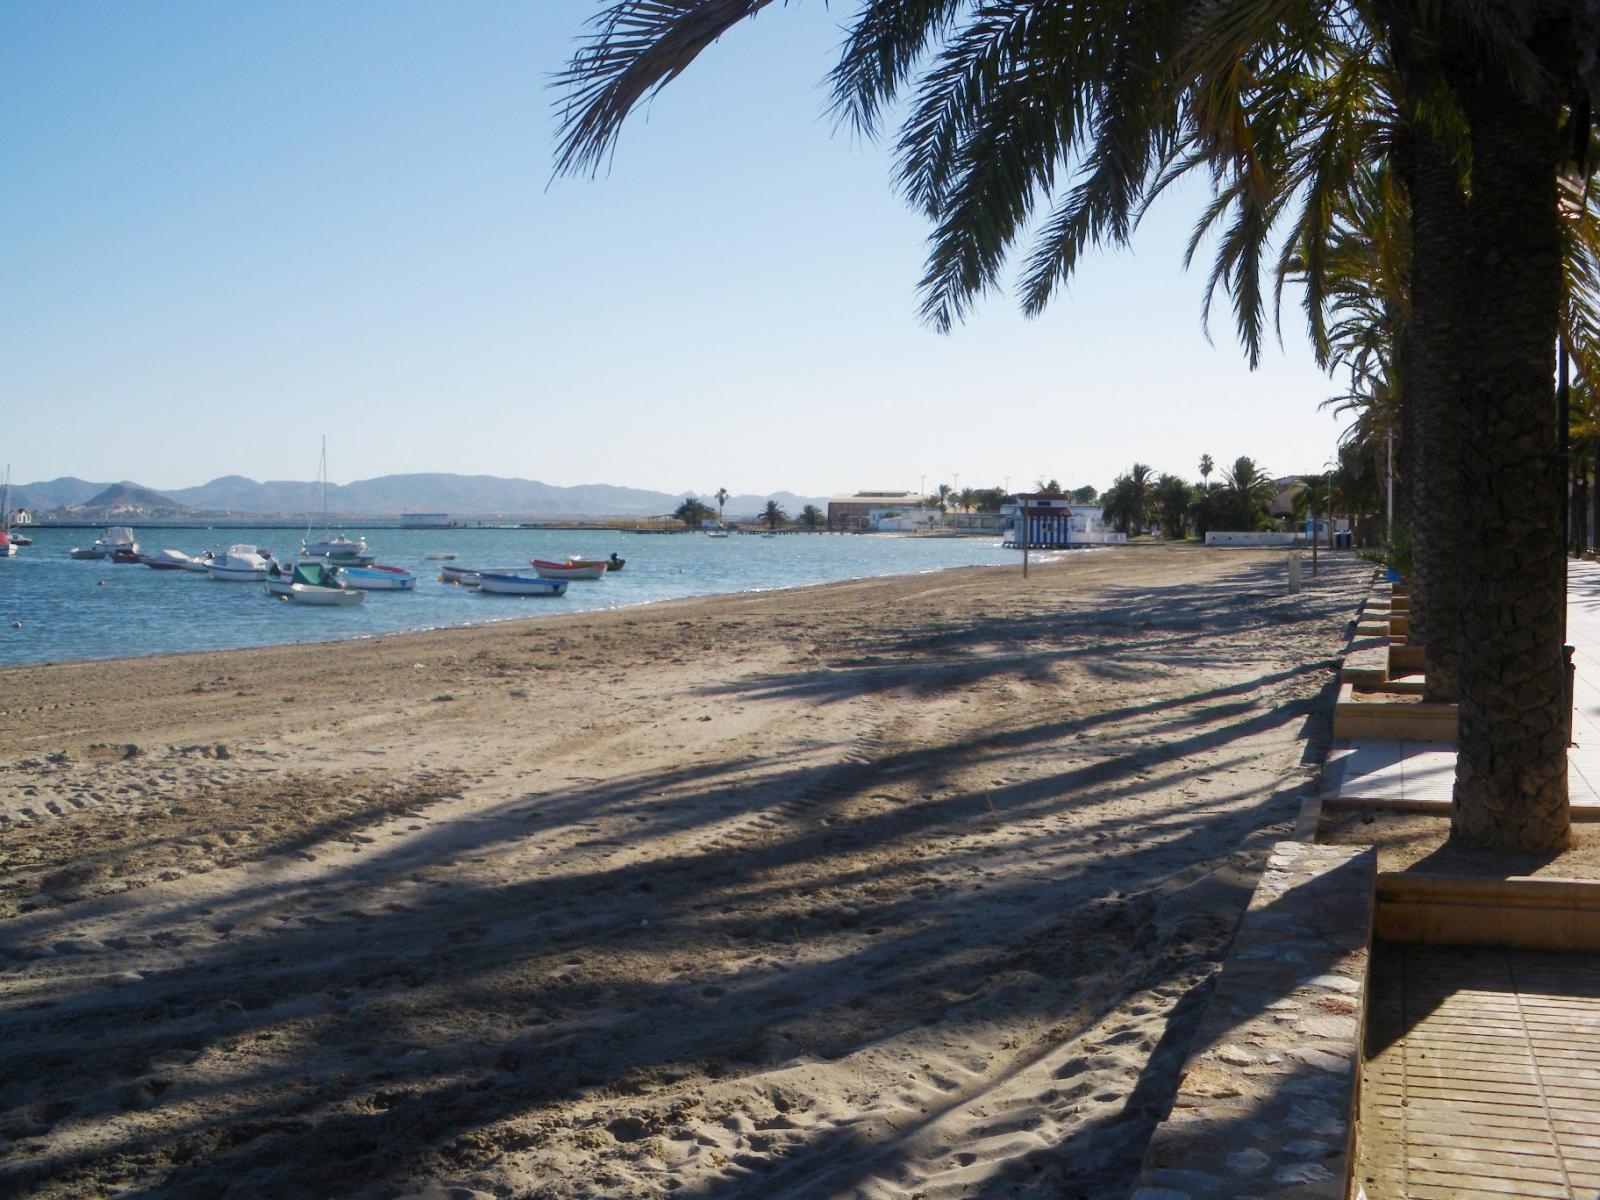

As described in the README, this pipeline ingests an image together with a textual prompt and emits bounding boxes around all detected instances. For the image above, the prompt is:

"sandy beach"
[0,547,1367,1199]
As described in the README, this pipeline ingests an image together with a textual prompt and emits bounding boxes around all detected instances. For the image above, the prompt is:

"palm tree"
[1289,472,1333,544]
[554,3,1595,850]
[761,499,787,531]
[673,496,715,530]
[799,503,823,531]
[934,483,953,513]
[1100,464,1157,535]
[956,487,977,513]
[1154,474,1192,539]
[714,487,730,524]
[1198,454,1214,491]
[1216,458,1278,532]
[1069,485,1098,504]
[1033,478,1063,498]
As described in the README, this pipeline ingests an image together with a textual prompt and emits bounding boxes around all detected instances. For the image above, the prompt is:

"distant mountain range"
[6,474,830,522]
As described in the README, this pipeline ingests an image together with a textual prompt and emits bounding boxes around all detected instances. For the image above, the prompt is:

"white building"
[870,506,941,532]
[1000,497,1125,547]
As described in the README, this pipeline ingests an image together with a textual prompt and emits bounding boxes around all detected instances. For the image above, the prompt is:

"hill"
[22,473,829,521]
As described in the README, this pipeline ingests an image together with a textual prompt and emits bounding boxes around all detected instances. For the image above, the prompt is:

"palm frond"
[827,0,965,138]
[553,0,778,178]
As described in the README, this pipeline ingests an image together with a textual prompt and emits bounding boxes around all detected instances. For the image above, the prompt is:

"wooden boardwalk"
[1358,943,1600,1198]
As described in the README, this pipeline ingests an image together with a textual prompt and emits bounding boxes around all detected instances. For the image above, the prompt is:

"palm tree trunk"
[1450,45,1571,852]
[1402,119,1469,705]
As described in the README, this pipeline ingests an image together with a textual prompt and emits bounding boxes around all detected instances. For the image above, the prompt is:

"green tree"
[674,496,715,529]
[761,499,787,531]
[1100,464,1157,535]
[1216,458,1278,531]
[956,487,976,513]
[714,487,730,523]
[934,483,953,513]
[1290,472,1334,545]
[1198,455,1214,491]
[1070,484,1098,504]
[970,487,1007,513]
[1033,478,1063,497]
[1154,474,1193,539]
[799,503,823,531]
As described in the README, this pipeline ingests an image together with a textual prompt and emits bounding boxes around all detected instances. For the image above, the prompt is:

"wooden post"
[1021,494,1030,578]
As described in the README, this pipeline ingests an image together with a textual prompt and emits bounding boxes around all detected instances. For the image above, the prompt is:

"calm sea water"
[0,526,1022,667]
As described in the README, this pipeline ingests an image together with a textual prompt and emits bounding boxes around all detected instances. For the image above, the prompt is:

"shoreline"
[0,533,1024,672]
[1,548,1368,1198]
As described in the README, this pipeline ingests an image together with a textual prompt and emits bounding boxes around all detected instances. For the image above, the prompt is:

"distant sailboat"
[0,467,17,558]
[301,437,375,564]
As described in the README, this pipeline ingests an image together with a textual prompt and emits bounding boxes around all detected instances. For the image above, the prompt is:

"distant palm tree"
[1100,464,1157,535]
[1289,472,1332,543]
[1033,478,1063,497]
[715,487,730,523]
[1154,474,1192,539]
[674,496,715,530]
[1199,455,1214,490]
[761,499,787,531]
[934,483,953,513]
[799,503,823,531]
[1217,457,1277,531]
[956,487,976,513]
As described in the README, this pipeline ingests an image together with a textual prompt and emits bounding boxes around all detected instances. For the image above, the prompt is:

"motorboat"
[706,529,730,539]
[267,560,364,605]
[142,549,193,570]
[606,553,626,572]
[208,544,275,582]
[476,572,568,597]
[180,550,215,574]
[531,558,606,581]
[425,552,457,561]
[340,564,416,591]
[71,526,138,560]
[300,533,376,565]
[110,548,143,564]
[439,564,483,586]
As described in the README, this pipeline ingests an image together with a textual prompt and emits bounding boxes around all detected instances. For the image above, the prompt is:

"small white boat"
[142,549,193,571]
[706,528,730,539]
[70,525,139,560]
[477,572,568,597]
[208,544,275,582]
[287,582,363,606]
[531,558,607,581]
[180,550,215,574]
[439,564,483,585]
[266,560,364,605]
[341,565,416,591]
[301,533,376,564]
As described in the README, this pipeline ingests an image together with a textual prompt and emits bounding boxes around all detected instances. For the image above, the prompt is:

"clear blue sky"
[2,1,1350,499]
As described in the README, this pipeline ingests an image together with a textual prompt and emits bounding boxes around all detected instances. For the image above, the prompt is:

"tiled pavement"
[1323,560,1600,816]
